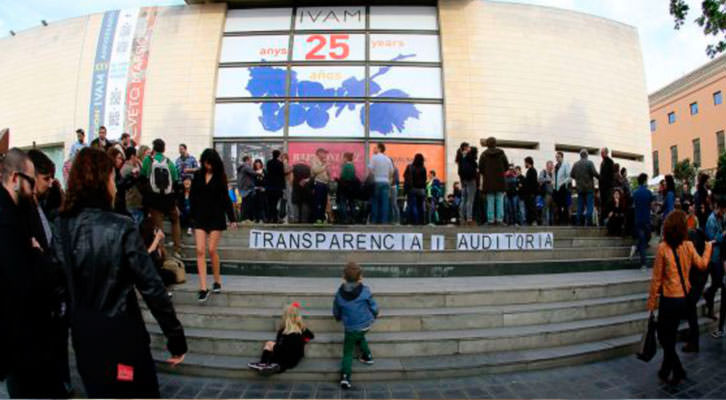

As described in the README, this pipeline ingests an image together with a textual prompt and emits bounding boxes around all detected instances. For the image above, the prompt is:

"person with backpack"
[141,138,182,257]
[404,154,427,226]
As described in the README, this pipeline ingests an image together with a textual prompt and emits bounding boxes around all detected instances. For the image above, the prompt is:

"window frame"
[670,145,678,172]
[690,102,699,115]
[650,119,656,132]
[692,138,701,168]
[718,130,725,158]
[668,112,676,124]
[653,150,659,177]
[715,91,723,106]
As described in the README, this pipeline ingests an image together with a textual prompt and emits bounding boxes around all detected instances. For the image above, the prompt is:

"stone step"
[147,311,652,358]
[152,317,716,381]
[144,293,647,332]
[167,271,651,308]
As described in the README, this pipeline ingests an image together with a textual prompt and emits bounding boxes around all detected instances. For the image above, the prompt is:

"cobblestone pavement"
[3,334,726,399]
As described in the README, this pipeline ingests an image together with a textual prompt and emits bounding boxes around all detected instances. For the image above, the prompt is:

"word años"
[456,233,554,251]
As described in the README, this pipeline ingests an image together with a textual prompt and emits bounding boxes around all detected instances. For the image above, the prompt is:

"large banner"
[456,233,554,251]
[251,230,424,251]
[88,8,157,142]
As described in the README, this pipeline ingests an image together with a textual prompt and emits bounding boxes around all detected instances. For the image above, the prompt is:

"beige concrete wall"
[439,0,651,185]
[0,4,226,158]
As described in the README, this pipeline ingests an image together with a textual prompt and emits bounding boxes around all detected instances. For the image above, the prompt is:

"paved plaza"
[3,333,726,399]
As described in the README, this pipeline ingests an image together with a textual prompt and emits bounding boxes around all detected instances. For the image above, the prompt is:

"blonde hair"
[281,303,306,335]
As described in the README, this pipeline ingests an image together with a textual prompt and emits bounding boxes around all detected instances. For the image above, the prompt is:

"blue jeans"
[371,182,391,224]
[314,182,328,222]
[505,195,519,225]
[486,192,505,223]
[460,179,477,222]
[635,223,650,267]
[390,185,400,224]
[577,191,594,226]
[407,189,425,225]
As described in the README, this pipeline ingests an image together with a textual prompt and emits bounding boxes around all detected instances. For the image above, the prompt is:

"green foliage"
[673,158,697,187]
[670,0,726,57]
[714,152,726,196]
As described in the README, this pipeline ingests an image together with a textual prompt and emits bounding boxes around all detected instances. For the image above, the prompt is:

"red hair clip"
[291,302,301,309]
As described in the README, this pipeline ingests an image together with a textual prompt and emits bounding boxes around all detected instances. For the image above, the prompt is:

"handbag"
[162,256,186,284]
[636,312,658,362]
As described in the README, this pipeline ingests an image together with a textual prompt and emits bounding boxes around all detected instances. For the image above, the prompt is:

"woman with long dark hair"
[191,148,237,303]
[54,148,186,398]
[252,159,267,223]
[404,153,427,225]
[647,210,712,385]
[663,175,676,219]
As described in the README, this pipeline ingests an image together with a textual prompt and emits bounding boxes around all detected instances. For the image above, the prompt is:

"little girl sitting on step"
[248,302,315,374]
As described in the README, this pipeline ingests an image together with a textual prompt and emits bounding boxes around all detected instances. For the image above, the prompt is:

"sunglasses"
[16,172,36,190]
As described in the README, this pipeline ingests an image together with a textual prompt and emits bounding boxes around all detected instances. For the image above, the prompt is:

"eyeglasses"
[16,172,36,190]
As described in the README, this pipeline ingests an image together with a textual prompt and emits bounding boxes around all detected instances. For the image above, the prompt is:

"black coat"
[600,157,615,194]
[524,167,539,196]
[190,172,235,232]
[266,158,286,191]
[270,328,315,372]
[53,208,186,394]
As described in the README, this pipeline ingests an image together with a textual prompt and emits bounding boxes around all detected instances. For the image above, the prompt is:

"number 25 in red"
[306,34,350,60]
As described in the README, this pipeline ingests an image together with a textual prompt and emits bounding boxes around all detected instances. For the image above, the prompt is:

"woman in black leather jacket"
[53,148,187,398]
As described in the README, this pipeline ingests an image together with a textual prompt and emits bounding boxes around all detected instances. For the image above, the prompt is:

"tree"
[673,158,697,187]
[670,0,726,57]
[713,152,726,196]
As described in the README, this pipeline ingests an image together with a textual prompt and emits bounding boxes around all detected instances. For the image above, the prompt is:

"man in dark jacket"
[266,150,286,223]
[89,126,113,151]
[0,149,68,398]
[478,137,508,225]
[237,156,256,221]
[571,149,600,226]
[523,157,539,225]
[599,147,615,227]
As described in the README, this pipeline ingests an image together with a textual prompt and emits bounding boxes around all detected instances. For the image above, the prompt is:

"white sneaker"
[629,245,637,260]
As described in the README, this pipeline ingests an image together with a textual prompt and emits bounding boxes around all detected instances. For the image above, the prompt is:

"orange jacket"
[647,240,712,311]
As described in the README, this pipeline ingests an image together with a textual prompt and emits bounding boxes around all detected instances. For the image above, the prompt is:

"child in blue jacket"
[333,262,379,390]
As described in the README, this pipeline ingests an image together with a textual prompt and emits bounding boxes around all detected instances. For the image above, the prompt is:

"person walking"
[311,149,331,224]
[647,210,712,385]
[539,160,555,226]
[236,156,256,222]
[456,143,477,226]
[175,144,199,182]
[570,149,600,226]
[695,173,711,229]
[523,157,538,225]
[404,154,427,226]
[662,175,676,219]
[266,150,285,224]
[703,200,725,322]
[478,137,508,225]
[54,148,187,398]
[369,143,394,224]
[191,149,238,303]
[631,173,654,270]
[599,147,615,226]
[120,147,144,225]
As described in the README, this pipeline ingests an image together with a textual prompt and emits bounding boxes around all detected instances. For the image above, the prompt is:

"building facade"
[650,54,726,177]
[0,0,651,186]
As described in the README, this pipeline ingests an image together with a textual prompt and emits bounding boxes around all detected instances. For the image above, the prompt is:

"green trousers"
[341,330,372,376]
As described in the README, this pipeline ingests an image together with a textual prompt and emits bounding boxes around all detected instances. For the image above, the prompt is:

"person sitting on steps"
[248,303,314,375]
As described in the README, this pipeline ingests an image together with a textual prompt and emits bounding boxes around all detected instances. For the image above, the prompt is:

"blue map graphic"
[245,55,421,135]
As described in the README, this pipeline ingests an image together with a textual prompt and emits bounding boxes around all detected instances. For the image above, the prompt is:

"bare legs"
[194,229,223,291]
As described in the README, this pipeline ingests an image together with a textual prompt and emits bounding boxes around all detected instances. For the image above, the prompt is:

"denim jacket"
[333,283,379,332]
[705,212,724,263]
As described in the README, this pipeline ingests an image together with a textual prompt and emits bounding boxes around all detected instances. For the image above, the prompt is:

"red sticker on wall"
[117,363,134,382]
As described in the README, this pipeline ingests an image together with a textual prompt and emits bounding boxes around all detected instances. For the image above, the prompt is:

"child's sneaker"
[340,374,352,389]
[358,354,375,365]
[260,363,280,375]
[247,362,266,371]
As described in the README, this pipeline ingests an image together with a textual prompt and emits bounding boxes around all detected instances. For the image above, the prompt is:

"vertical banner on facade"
[126,7,158,145]
[104,8,140,139]
[88,10,120,141]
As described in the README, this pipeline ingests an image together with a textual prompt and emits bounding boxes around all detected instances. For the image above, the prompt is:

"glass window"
[653,151,659,177]
[693,138,701,167]
[216,66,288,98]
[668,112,676,124]
[371,143,445,183]
[215,141,282,180]
[289,66,366,97]
[369,66,442,99]
[650,119,656,132]
[369,6,438,30]
[718,131,725,157]
[370,34,441,63]
[220,36,290,63]
[670,145,678,171]
[225,8,292,32]
[715,91,723,106]
[690,102,699,115]
[369,103,443,139]
[288,102,365,137]
[214,102,286,137]
[288,142,366,180]
[295,6,365,30]
[292,34,365,61]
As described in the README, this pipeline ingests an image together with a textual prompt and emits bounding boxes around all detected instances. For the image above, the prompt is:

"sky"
[0,0,717,93]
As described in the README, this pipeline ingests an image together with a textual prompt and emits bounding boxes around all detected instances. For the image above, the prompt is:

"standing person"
[333,262,379,390]
[457,143,477,226]
[90,126,112,151]
[252,159,267,223]
[684,222,708,352]
[523,157,538,225]
[0,149,68,398]
[599,147,615,226]
[478,137,508,225]
[138,145,151,164]
[237,156,256,222]
[390,164,401,225]
[65,129,88,183]
[369,143,394,224]
[178,177,193,234]
[703,200,726,321]
[539,161,555,226]
[337,153,359,225]
[281,153,293,223]
[426,170,442,225]
[647,210,712,385]
[311,148,332,224]
[108,147,135,216]
[680,182,694,207]
[54,148,186,398]
[553,151,572,225]
[570,149,600,226]
[191,149,238,303]
[695,173,711,229]
[504,164,519,226]
[629,174,651,243]
[116,133,134,155]
[662,175,676,219]
[404,154,427,226]
[265,150,285,224]
[175,144,199,182]
[120,147,144,225]
[141,139,182,257]
[292,162,313,223]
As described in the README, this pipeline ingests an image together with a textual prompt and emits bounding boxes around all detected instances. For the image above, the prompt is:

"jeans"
[635,223,650,267]
[407,189,426,225]
[371,182,391,224]
[657,297,687,380]
[266,189,283,223]
[704,261,724,316]
[314,182,329,222]
[554,186,571,225]
[687,267,709,348]
[460,179,477,222]
[524,194,536,225]
[341,330,372,377]
[505,195,518,225]
[576,191,594,226]
[337,193,354,224]
[486,192,505,223]
[541,193,553,226]
[390,185,400,224]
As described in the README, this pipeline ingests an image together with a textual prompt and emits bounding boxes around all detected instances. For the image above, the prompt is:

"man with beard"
[0,148,67,398]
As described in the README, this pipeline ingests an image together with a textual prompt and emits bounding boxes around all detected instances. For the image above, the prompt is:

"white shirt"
[369,153,394,184]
